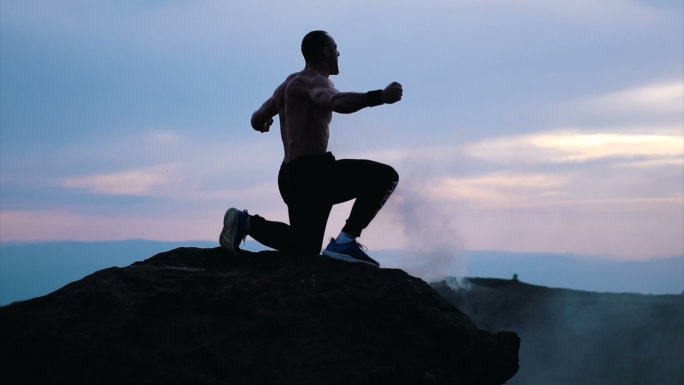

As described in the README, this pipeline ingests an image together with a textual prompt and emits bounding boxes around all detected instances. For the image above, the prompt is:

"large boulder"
[0,247,519,384]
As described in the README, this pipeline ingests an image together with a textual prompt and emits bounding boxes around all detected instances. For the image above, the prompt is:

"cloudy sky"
[1,0,682,261]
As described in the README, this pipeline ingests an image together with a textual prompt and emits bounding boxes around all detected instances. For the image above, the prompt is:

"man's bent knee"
[376,162,399,185]
[378,164,399,207]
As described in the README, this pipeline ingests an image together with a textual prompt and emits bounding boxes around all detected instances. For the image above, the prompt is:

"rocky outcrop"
[432,277,684,385]
[0,247,519,385]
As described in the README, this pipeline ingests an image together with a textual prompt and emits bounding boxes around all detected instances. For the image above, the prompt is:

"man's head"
[301,30,339,75]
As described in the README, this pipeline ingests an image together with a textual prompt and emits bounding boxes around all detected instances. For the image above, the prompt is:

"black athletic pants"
[249,152,399,255]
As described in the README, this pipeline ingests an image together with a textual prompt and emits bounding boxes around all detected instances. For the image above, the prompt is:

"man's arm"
[310,81,403,114]
[251,76,295,132]
[251,96,277,133]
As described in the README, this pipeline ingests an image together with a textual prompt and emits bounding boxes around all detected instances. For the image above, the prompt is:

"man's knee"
[376,163,398,208]
[380,163,399,192]
[375,162,399,185]
[388,165,399,184]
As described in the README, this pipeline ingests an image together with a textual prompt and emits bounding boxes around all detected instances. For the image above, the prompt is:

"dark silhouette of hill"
[0,247,519,385]
[432,277,684,385]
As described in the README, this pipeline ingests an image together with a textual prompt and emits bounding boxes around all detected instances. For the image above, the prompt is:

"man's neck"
[304,63,330,78]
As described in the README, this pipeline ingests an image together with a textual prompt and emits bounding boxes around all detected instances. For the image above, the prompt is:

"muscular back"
[252,69,335,163]
[281,70,334,162]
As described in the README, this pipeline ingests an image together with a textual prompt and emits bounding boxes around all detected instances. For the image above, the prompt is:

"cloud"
[464,128,683,164]
[0,209,220,242]
[59,163,185,196]
[428,173,567,205]
[385,171,570,212]
[618,158,684,169]
[581,81,684,115]
[145,129,182,146]
[49,126,284,194]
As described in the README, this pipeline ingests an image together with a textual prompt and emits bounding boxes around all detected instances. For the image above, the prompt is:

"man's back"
[278,69,334,163]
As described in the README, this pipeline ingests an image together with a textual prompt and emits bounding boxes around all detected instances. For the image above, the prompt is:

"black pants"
[249,152,399,255]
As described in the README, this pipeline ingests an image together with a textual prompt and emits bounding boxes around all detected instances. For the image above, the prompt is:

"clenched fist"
[382,82,403,104]
[251,112,274,133]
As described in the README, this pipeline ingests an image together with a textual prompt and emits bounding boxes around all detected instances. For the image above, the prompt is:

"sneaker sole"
[219,209,240,254]
[322,250,379,268]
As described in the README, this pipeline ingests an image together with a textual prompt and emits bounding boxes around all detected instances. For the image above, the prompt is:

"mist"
[381,171,467,282]
[435,278,684,385]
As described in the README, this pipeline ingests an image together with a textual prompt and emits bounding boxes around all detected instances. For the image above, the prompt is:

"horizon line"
[1,238,682,261]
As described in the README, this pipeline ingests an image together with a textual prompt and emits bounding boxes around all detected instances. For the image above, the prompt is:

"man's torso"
[277,70,334,163]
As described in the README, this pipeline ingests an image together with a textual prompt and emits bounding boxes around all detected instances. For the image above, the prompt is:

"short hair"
[301,30,330,62]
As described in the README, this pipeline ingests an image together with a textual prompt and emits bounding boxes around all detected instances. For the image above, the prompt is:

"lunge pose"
[220,30,402,267]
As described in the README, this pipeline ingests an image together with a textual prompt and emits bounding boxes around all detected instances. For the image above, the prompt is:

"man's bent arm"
[251,97,277,132]
[252,77,294,132]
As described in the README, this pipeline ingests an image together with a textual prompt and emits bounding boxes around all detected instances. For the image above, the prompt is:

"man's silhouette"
[220,30,402,267]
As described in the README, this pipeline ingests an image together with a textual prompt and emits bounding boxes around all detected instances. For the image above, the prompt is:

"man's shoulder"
[284,72,328,98]
[288,70,332,87]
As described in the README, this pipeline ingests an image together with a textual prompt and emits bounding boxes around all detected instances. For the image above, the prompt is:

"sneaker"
[322,238,380,267]
[219,208,250,254]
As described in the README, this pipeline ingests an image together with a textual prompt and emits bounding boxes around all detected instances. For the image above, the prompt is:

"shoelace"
[339,238,368,251]
[329,237,367,251]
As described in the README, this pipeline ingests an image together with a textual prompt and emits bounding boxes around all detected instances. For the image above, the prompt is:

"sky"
[1,0,683,262]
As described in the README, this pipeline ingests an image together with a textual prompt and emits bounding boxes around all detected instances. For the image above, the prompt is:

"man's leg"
[248,214,298,252]
[220,154,335,255]
[220,207,328,255]
[279,154,336,255]
[321,159,399,266]
[287,200,333,255]
[221,155,393,257]
[230,202,332,256]
[235,153,334,255]
[331,159,399,237]
[219,208,298,254]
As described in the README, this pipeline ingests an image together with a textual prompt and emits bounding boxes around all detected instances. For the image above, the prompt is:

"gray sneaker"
[219,208,250,254]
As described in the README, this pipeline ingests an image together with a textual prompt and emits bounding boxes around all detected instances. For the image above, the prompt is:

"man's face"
[325,36,340,75]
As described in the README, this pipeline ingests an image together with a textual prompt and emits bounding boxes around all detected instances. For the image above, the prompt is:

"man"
[220,30,402,267]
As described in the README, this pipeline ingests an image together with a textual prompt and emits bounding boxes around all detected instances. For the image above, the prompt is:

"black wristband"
[367,90,383,107]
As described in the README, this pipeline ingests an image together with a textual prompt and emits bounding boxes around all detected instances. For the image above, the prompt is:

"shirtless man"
[219,30,402,267]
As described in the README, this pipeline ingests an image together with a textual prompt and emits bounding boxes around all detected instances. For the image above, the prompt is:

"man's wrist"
[366,90,384,107]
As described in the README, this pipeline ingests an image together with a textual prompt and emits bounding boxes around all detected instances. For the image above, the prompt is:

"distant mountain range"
[1,240,682,305]
[451,250,682,294]
[1,240,216,305]
[369,248,683,294]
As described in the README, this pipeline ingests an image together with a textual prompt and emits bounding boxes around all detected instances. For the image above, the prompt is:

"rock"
[0,247,519,385]
[432,277,684,385]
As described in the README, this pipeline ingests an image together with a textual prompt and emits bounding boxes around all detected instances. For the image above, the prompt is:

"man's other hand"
[252,115,274,133]
[382,82,403,104]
